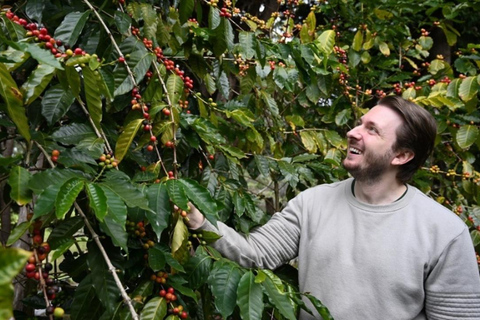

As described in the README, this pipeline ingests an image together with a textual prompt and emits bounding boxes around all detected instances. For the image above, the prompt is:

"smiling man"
[186,96,480,319]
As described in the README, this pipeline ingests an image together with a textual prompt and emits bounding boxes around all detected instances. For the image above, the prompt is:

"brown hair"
[377,96,437,183]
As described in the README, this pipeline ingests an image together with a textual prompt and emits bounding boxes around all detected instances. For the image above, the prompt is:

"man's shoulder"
[410,186,466,231]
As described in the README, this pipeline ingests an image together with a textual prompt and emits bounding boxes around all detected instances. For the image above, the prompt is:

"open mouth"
[349,147,362,155]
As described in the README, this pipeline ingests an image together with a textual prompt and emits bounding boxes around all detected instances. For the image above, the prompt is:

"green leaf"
[148,246,166,272]
[130,50,154,85]
[99,215,128,252]
[22,43,63,69]
[172,218,189,263]
[178,178,218,226]
[185,247,212,289]
[316,30,335,55]
[102,171,151,211]
[6,221,31,246]
[304,294,334,320]
[25,0,45,22]
[209,6,221,30]
[51,239,76,261]
[239,32,256,59]
[47,216,84,250]
[52,123,97,144]
[208,261,243,318]
[0,247,31,319]
[87,242,120,314]
[33,185,60,219]
[100,186,127,225]
[140,297,167,320]
[115,118,144,162]
[82,67,103,130]
[86,183,108,221]
[378,41,390,56]
[278,161,299,188]
[8,166,32,205]
[166,179,189,210]
[54,11,90,47]
[300,131,317,153]
[0,63,31,142]
[21,64,56,106]
[456,125,479,149]
[352,30,363,51]
[167,74,184,106]
[114,11,132,34]
[261,91,280,118]
[471,229,480,247]
[179,0,195,24]
[459,76,479,102]
[55,178,85,219]
[70,275,104,320]
[146,183,170,241]
[41,84,75,125]
[262,276,296,320]
[237,271,264,320]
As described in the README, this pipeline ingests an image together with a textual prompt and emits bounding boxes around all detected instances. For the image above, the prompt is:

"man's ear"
[391,149,414,166]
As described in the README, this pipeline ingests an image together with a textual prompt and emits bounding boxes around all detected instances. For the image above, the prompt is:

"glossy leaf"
[82,67,103,129]
[171,217,189,263]
[6,221,31,246]
[115,118,144,162]
[166,74,184,106]
[87,242,120,314]
[316,30,335,55]
[185,247,212,289]
[41,84,75,125]
[47,216,84,250]
[70,275,104,320]
[139,297,167,320]
[0,63,31,142]
[0,247,31,320]
[459,76,479,102]
[456,125,479,149]
[146,183,170,241]
[166,179,189,211]
[178,178,218,226]
[237,271,264,320]
[100,186,127,225]
[54,11,90,47]
[148,246,166,272]
[55,178,84,219]
[8,166,32,205]
[21,63,56,106]
[262,276,297,320]
[23,43,63,69]
[99,216,128,252]
[208,261,243,318]
[304,294,334,320]
[86,183,108,221]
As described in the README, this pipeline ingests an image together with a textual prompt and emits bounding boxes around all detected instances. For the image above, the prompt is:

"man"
[186,96,480,319]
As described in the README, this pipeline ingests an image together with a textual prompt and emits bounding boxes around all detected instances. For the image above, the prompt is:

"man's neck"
[353,177,407,205]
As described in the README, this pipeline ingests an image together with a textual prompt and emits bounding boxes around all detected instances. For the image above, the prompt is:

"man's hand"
[184,203,205,229]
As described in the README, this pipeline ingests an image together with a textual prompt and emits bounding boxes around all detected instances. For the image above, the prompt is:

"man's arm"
[425,227,480,319]
[185,197,302,269]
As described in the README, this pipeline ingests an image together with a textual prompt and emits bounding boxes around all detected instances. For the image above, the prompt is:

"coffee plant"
[1,0,480,319]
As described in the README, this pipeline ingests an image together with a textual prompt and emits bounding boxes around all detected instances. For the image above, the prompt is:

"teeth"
[349,147,362,155]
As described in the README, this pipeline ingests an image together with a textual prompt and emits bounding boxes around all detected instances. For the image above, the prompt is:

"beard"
[343,148,394,185]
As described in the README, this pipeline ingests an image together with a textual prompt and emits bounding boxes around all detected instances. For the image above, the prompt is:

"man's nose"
[346,126,361,140]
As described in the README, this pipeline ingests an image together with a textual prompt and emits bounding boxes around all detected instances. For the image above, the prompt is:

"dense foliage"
[1,0,480,319]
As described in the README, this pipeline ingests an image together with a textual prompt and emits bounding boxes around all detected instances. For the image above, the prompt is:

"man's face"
[342,105,403,184]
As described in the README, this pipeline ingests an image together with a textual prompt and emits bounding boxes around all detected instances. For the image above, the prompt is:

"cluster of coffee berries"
[333,45,347,65]
[98,153,118,168]
[46,305,65,318]
[142,37,153,49]
[208,0,219,7]
[126,220,147,238]
[142,239,156,250]
[420,28,429,37]
[164,59,175,71]
[439,76,451,84]
[151,270,168,284]
[159,287,189,318]
[220,7,232,18]
[51,149,60,163]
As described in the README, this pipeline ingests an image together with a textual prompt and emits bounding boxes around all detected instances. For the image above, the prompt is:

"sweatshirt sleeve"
[197,195,303,269]
[425,227,480,319]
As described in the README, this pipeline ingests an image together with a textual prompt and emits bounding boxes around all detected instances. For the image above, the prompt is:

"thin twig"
[74,202,139,320]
